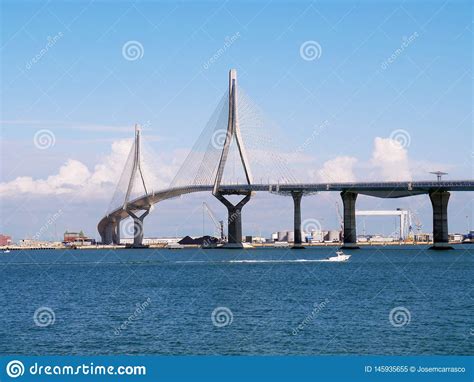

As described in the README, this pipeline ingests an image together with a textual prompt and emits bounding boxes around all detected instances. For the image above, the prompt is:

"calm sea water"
[0,246,472,355]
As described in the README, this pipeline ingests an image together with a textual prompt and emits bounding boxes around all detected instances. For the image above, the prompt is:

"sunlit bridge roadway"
[98,70,474,250]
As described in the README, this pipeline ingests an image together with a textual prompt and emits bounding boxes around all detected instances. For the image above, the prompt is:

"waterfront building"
[0,234,11,246]
[18,239,51,247]
[244,236,266,244]
[63,231,94,246]
[449,233,464,242]
[414,233,432,242]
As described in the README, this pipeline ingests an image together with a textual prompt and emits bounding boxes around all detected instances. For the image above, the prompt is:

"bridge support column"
[103,219,120,245]
[113,220,121,245]
[341,191,359,249]
[215,193,251,248]
[104,222,115,245]
[429,191,453,250]
[126,209,150,248]
[292,191,304,249]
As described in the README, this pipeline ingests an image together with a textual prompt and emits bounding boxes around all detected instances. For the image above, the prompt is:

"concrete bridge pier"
[126,209,150,247]
[341,191,359,249]
[291,191,304,249]
[104,221,115,245]
[429,191,453,250]
[215,193,251,247]
[113,220,121,245]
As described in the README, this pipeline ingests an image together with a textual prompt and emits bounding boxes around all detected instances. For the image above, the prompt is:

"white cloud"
[88,139,133,187]
[310,136,418,183]
[316,156,358,182]
[0,134,447,203]
[0,139,176,200]
[0,160,91,196]
[371,137,411,181]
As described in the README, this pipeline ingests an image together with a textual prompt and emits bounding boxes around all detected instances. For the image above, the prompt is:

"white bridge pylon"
[212,69,255,247]
[123,125,152,247]
[213,69,253,194]
[124,125,148,209]
[104,124,153,247]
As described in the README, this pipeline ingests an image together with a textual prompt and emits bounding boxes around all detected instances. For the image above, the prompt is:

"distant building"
[463,231,474,242]
[308,230,324,243]
[368,235,394,243]
[449,233,463,242]
[0,234,12,246]
[414,233,432,242]
[325,230,341,242]
[245,236,266,244]
[274,229,342,243]
[63,231,94,246]
[120,237,181,245]
[18,239,51,247]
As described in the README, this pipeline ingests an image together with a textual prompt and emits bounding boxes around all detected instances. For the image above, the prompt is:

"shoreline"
[1,241,471,251]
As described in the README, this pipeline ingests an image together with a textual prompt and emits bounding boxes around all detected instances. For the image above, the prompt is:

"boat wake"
[173,259,327,265]
[227,259,324,264]
[2,258,349,266]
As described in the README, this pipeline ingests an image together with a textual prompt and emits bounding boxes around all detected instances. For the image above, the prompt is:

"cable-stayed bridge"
[98,69,474,249]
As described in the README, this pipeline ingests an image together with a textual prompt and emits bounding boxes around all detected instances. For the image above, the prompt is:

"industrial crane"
[410,211,423,234]
[202,202,225,242]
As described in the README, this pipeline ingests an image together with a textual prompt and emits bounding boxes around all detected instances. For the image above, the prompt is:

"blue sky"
[0,0,472,241]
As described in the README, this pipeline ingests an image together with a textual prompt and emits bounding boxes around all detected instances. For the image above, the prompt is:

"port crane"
[202,202,225,242]
[410,210,422,234]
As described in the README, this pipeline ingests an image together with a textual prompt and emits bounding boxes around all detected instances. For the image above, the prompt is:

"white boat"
[273,241,289,248]
[324,250,351,262]
[166,243,184,249]
[3,249,10,253]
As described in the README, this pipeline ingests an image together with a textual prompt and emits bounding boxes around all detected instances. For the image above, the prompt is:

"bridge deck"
[98,180,474,240]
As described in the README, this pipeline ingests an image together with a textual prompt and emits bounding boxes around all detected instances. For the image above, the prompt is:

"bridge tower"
[213,69,253,247]
[124,125,151,247]
[101,125,151,247]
